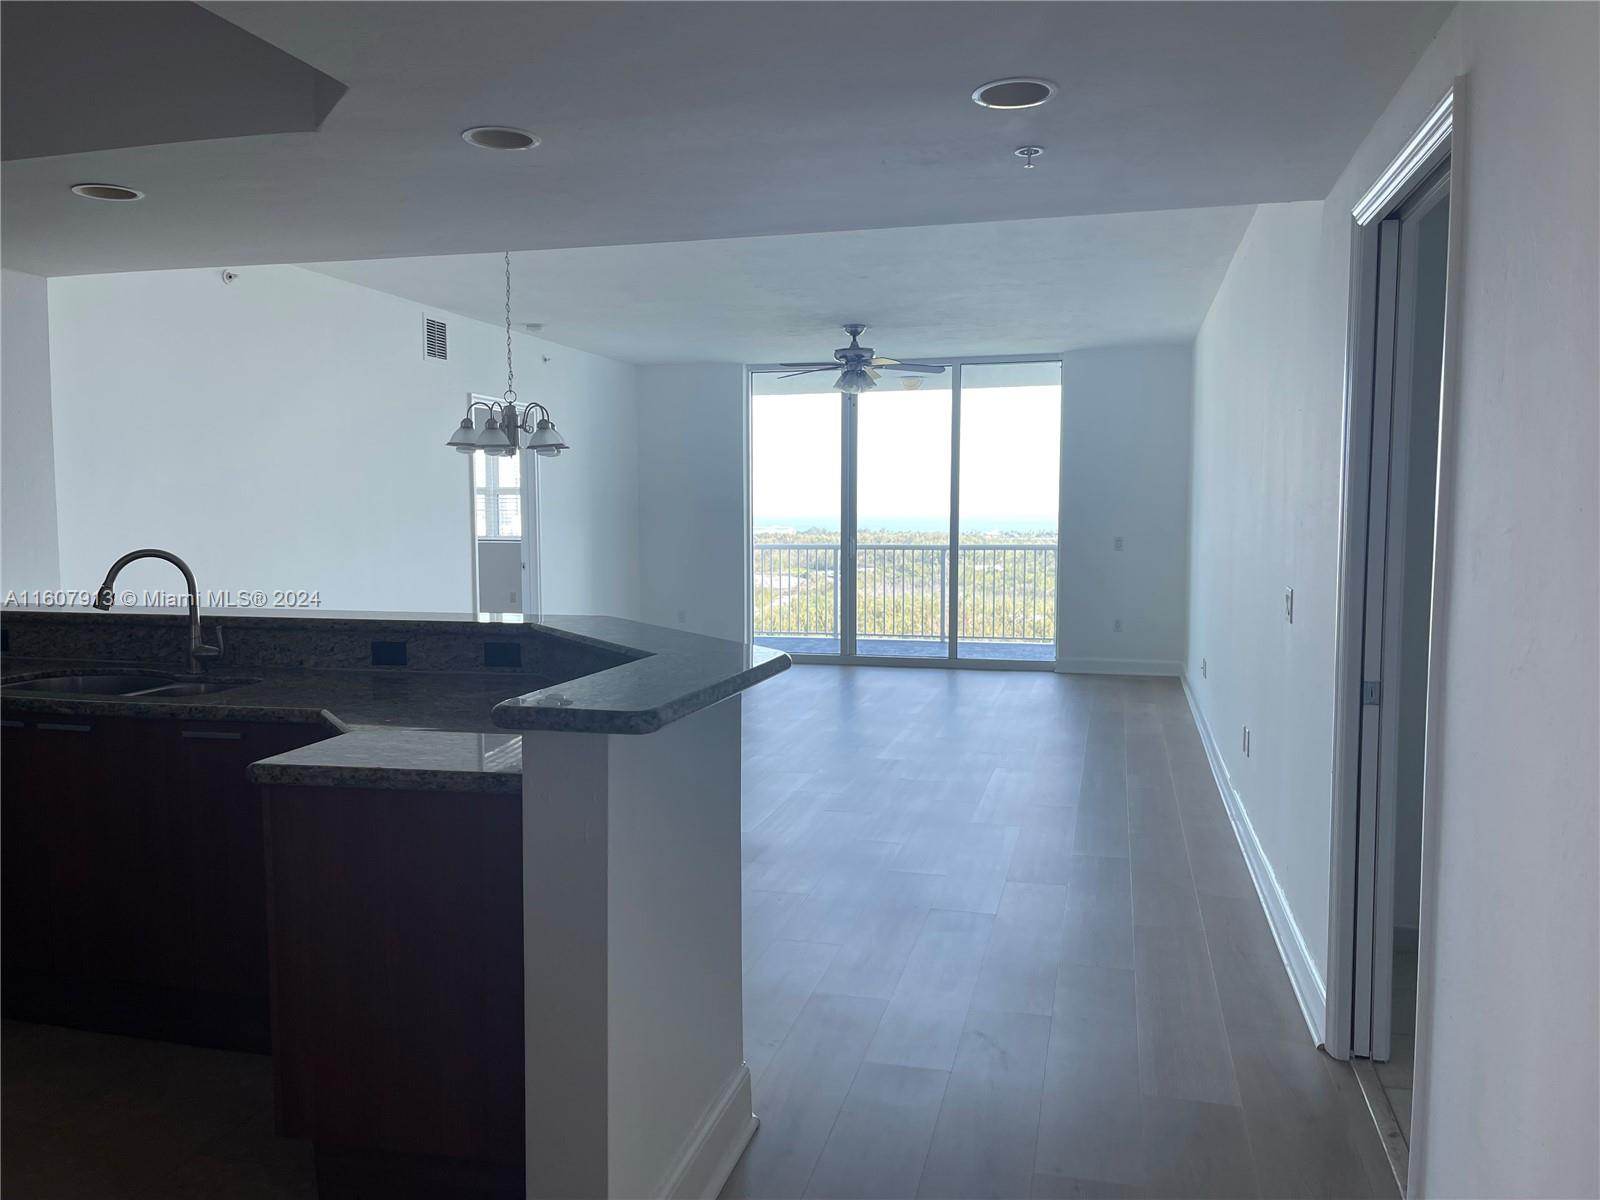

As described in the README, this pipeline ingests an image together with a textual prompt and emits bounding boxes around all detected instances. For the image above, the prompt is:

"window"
[750,357,1061,665]
[473,451,522,539]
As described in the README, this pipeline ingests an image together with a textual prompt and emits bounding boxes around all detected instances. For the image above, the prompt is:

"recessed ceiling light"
[461,126,541,151]
[971,77,1057,110]
[70,183,143,201]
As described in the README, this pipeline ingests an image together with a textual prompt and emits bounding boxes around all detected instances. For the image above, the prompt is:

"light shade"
[527,417,569,456]
[474,416,518,457]
[834,367,877,395]
[446,416,477,454]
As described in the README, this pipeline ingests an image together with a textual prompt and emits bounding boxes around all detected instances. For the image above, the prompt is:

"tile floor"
[724,665,1397,1200]
[1,1018,314,1198]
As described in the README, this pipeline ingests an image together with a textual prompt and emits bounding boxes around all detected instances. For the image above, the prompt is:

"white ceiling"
[307,205,1255,363]
[1,1,1450,276]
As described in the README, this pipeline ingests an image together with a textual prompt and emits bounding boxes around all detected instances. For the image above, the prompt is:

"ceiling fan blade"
[776,361,837,370]
[881,363,947,374]
[778,367,834,379]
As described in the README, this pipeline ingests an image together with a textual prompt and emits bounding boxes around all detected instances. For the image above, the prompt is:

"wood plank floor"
[724,666,1395,1200]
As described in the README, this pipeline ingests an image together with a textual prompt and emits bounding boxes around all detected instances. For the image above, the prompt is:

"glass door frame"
[748,352,1065,671]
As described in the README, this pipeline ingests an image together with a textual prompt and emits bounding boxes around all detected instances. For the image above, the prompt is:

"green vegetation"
[753,527,1057,643]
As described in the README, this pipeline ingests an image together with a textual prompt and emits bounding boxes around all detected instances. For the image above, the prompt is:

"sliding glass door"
[956,361,1061,661]
[751,358,1061,666]
[855,379,953,658]
[750,375,843,656]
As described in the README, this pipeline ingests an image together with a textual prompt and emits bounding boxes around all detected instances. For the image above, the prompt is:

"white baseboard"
[657,1061,758,1200]
[1057,657,1183,677]
[1181,675,1327,1046]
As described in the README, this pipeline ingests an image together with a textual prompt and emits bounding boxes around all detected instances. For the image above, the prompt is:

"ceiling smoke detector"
[70,183,143,202]
[461,126,540,151]
[971,77,1057,110]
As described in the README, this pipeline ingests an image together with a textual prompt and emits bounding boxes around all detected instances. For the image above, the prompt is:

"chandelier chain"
[503,251,515,402]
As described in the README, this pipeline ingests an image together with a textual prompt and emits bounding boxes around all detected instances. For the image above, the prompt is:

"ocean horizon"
[756,516,1057,534]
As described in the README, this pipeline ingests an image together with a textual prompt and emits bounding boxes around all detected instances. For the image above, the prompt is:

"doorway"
[472,448,525,614]
[1327,89,1456,1193]
[465,395,542,618]
[749,357,1062,667]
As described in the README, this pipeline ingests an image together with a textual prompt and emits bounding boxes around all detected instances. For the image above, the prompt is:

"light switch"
[1285,587,1294,624]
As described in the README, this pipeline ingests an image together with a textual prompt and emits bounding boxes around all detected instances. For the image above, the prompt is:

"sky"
[752,378,1061,533]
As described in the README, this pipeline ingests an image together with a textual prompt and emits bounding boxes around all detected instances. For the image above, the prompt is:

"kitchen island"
[1,607,787,1199]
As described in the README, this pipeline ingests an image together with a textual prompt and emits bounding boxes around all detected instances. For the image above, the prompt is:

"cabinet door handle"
[37,722,92,733]
[180,729,244,740]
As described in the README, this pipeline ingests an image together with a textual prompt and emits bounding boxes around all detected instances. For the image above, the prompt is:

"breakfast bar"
[1,608,787,1199]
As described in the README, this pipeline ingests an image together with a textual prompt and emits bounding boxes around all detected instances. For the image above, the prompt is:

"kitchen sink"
[138,679,254,696]
[5,672,177,695]
[3,673,256,698]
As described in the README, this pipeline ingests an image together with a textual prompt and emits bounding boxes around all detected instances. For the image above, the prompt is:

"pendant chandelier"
[445,252,570,459]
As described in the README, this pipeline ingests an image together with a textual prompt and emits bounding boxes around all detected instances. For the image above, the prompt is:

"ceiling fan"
[778,324,946,394]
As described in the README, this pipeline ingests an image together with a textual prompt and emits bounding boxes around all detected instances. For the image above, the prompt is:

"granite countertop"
[0,657,547,795]
[1,610,789,792]
[0,657,556,732]
[250,729,526,795]
[486,614,790,735]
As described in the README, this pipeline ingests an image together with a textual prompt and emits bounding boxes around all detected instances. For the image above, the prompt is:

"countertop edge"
[489,651,791,733]
[250,761,522,795]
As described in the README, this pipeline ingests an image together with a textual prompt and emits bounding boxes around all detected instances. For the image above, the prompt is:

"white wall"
[1188,199,1338,989]
[1186,5,1599,1196]
[529,338,641,620]
[46,266,640,618]
[2,268,61,592]
[635,364,747,642]
[1059,344,1191,675]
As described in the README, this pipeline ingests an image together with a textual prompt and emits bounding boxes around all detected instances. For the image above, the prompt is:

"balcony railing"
[753,542,1056,644]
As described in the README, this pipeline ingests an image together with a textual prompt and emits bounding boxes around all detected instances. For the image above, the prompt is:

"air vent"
[424,317,448,360]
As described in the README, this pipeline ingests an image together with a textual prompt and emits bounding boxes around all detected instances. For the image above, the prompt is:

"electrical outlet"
[1201,658,1207,678]
[1284,587,1295,624]
[1113,618,1123,633]
[1113,535,1124,552]
[676,608,687,626]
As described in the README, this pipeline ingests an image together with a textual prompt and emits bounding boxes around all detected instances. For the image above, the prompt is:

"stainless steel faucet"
[93,549,223,675]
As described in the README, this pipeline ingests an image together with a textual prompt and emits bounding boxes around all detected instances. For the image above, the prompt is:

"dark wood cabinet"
[1,712,327,1050]
[263,782,524,1196]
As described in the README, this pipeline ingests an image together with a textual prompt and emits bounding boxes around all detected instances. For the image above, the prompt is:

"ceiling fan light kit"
[834,366,877,394]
